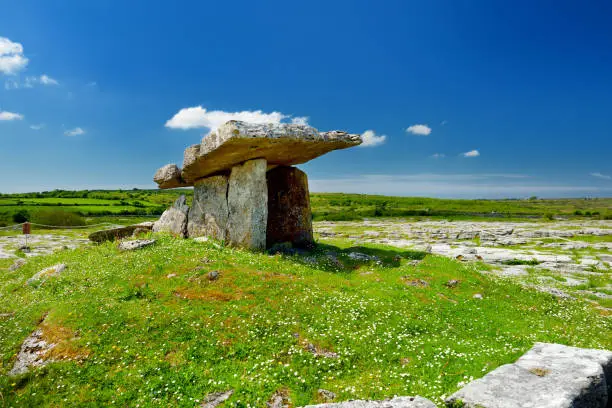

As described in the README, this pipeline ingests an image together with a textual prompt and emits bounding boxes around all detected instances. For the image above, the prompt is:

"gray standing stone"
[188,175,230,241]
[301,396,436,408]
[153,194,189,237]
[266,166,314,248]
[446,342,612,408]
[227,159,268,250]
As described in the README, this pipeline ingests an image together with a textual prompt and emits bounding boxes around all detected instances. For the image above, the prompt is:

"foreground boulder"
[153,194,189,237]
[446,342,612,407]
[266,166,314,248]
[8,329,55,376]
[301,396,436,408]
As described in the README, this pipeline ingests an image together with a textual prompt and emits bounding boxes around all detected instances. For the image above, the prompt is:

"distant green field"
[1,189,611,226]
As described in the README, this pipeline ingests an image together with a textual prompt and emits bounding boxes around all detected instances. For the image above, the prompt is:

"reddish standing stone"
[266,166,314,248]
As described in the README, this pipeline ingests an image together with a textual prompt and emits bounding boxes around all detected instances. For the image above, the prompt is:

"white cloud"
[0,111,24,121]
[30,124,45,130]
[463,150,480,158]
[0,37,28,75]
[64,127,85,136]
[39,74,59,85]
[406,124,432,136]
[165,106,294,132]
[430,153,445,159]
[291,116,309,125]
[590,172,611,180]
[359,130,387,147]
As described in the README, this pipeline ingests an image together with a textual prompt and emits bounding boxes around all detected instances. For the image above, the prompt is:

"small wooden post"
[22,222,31,248]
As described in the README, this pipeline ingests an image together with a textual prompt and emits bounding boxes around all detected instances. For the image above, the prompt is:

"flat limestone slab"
[446,342,612,408]
[301,396,436,408]
[181,120,361,183]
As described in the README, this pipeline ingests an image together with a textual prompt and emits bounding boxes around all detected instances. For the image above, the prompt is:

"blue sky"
[1,0,611,198]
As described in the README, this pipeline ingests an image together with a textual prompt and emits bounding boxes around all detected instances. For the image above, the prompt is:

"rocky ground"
[315,219,612,310]
[0,233,90,259]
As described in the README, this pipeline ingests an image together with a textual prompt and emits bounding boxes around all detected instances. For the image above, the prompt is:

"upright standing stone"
[188,175,229,241]
[227,159,268,250]
[153,194,189,237]
[266,166,314,248]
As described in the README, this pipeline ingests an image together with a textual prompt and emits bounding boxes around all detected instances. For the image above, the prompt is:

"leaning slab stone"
[227,159,268,250]
[446,342,612,408]
[118,239,156,251]
[301,396,436,408]
[153,164,187,189]
[181,121,362,183]
[153,194,189,237]
[27,263,66,285]
[88,222,154,243]
[266,166,314,248]
[188,175,229,241]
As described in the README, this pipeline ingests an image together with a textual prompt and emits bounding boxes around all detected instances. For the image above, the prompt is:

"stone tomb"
[153,120,362,250]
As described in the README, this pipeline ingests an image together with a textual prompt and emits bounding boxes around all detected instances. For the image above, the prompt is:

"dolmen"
[153,120,362,250]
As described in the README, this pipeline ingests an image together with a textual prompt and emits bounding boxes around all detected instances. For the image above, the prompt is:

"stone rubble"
[301,396,436,408]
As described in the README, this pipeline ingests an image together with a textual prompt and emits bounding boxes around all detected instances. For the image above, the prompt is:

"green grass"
[0,236,609,407]
[2,190,612,225]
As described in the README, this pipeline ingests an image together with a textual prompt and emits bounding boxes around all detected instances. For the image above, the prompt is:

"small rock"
[27,263,67,285]
[167,273,177,279]
[9,258,26,271]
[317,389,336,402]
[305,343,339,359]
[207,271,220,281]
[407,260,421,267]
[9,329,55,376]
[473,293,483,299]
[403,277,429,287]
[118,239,155,251]
[445,279,460,288]
[200,390,233,408]
[347,252,374,261]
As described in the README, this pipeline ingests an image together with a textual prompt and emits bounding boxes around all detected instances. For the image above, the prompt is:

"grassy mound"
[0,236,609,407]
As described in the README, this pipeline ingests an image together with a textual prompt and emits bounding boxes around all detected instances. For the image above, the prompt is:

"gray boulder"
[446,342,612,408]
[27,263,66,285]
[118,239,156,251]
[227,159,268,250]
[8,329,55,376]
[9,258,26,271]
[153,194,189,237]
[188,175,230,241]
[153,163,187,189]
[301,396,436,408]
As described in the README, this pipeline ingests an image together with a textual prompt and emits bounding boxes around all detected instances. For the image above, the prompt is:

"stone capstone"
[153,164,187,189]
[153,194,189,237]
[187,175,229,241]
[300,396,436,408]
[227,159,268,250]
[266,166,314,248]
[446,342,612,408]
[181,121,361,183]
